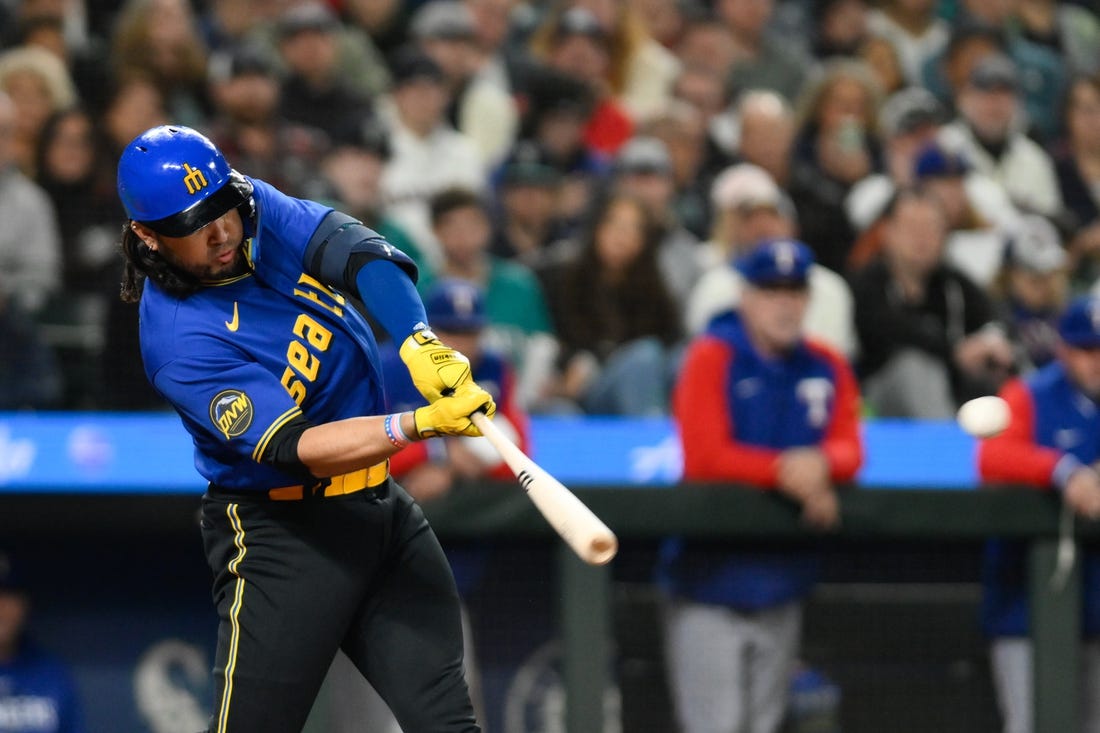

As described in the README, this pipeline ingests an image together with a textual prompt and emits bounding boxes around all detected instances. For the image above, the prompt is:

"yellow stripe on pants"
[218,503,247,733]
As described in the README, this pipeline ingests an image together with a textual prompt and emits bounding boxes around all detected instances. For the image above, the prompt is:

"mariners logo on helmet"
[182,163,209,195]
[209,390,254,439]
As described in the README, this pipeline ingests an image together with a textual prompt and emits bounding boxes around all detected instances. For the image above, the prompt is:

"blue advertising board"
[0,412,980,492]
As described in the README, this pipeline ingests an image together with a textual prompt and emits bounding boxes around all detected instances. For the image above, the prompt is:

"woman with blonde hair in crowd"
[529,0,679,121]
[0,45,77,175]
[110,0,210,127]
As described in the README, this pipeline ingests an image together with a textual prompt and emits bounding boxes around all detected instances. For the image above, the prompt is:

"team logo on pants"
[210,390,253,439]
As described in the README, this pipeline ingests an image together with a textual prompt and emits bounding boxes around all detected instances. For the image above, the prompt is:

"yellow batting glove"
[413,383,497,439]
[399,329,473,403]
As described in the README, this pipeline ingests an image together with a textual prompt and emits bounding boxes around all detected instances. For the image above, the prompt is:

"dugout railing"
[421,483,1090,733]
[0,484,1088,733]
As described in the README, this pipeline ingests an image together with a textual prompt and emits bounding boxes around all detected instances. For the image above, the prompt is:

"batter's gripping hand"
[400,329,473,403]
[413,383,496,439]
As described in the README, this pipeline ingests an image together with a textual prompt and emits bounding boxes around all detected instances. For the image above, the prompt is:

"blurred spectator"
[273,2,378,144]
[489,141,571,266]
[529,6,635,155]
[539,191,682,415]
[316,121,434,282]
[0,45,77,175]
[196,0,276,54]
[688,163,857,358]
[641,99,715,240]
[922,22,1008,106]
[921,21,1066,143]
[1015,0,1100,76]
[33,107,122,408]
[1055,74,1100,287]
[463,0,536,95]
[0,90,61,319]
[205,45,328,198]
[410,0,518,167]
[788,59,883,274]
[632,0,687,50]
[97,74,168,160]
[674,8,737,80]
[810,0,870,60]
[427,187,558,410]
[847,90,1021,282]
[344,0,415,60]
[993,215,1070,372]
[732,89,795,188]
[660,238,862,733]
[517,69,610,231]
[851,187,1014,417]
[611,136,702,308]
[109,0,210,128]
[867,0,949,85]
[94,77,167,411]
[913,143,1017,287]
[530,0,680,122]
[855,85,946,196]
[0,550,86,732]
[11,11,111,116]
[379,47,485,267]
[938,53,1063,219]
[671,63,736,162]
[668,8,739,80]
[957,0,1068,138]
[857,34,907,97]
[978,294,1100,733]
[570,0,681,120]
[716,0,808,102]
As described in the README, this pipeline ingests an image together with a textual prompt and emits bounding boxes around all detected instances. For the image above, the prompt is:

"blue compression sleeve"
[355,259,428,341]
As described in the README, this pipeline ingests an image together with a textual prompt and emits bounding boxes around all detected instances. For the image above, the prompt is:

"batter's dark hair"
[118,222,202,303]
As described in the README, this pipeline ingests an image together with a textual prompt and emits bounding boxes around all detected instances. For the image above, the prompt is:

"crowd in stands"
[0,0,1099,420]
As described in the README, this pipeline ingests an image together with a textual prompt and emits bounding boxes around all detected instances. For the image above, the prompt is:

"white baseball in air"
[956,395,1010,438]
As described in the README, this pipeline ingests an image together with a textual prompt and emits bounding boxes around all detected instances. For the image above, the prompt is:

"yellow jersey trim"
[217,503,247,733]
[251,406,303,462]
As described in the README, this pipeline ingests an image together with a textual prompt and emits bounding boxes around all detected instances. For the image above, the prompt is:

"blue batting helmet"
[117,125,253,237]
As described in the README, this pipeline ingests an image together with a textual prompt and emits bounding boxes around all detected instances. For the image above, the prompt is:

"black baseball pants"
[199,479,479,733]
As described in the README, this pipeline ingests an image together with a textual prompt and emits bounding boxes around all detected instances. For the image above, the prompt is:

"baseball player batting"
[116,125,493,732]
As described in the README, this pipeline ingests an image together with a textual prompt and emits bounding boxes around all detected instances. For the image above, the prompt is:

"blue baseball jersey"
[139,178,390,491]
[981,362,1100,637]
[0,644,85,733]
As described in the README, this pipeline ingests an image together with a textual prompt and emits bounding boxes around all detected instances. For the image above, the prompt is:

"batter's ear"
[130,222,159,251]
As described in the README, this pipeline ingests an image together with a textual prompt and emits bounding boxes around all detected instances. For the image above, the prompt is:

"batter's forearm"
[297,414,418,477]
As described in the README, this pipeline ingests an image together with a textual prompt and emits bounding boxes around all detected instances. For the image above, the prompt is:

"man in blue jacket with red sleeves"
[660,239,863,733]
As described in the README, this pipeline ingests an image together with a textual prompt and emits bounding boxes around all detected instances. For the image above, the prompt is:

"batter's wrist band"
[384,413,411,448]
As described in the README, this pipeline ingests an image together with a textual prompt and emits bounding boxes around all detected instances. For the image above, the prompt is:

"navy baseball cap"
[425,279,487,332]
[736,239,814,288]
[914,143,970,180]
[1058,296,1100,349]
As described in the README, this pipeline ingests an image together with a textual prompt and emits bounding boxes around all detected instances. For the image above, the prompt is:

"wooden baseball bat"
[470,412,618,565]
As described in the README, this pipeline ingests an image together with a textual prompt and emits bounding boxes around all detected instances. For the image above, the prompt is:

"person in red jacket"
[978,294,1100,733]
[658,239,863,733]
